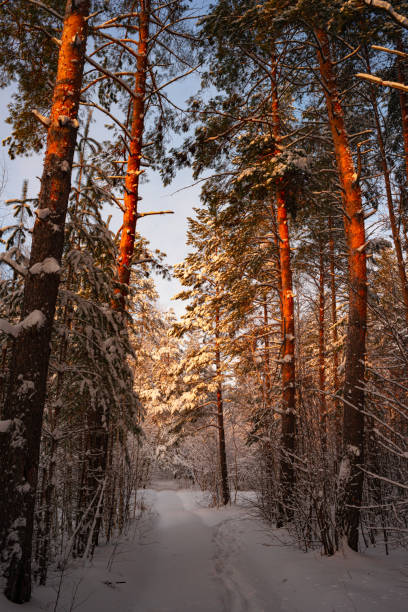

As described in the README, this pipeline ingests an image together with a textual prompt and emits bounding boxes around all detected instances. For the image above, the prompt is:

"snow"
[29,258,61,275]
[0,252,27,277]
[236,167,256,181]
[0,481,407,611]
[0,319,19,338]
[0,310,45,338]
[34,208,51,220]
[338,455,351,482]
[16,482,30,493]
[21,310,46,330]
[17,379,35,396]
[0,420,12,433]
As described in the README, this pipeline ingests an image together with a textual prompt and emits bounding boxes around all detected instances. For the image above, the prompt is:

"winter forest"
[0,0,408,610]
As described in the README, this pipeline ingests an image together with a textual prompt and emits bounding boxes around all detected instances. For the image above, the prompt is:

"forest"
[0,0,408,609]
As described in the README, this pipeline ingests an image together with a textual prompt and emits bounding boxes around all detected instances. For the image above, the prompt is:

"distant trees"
[167,0,408,552]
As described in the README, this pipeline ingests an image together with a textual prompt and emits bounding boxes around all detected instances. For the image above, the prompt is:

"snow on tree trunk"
[315,28,367,552]
[0,1,90,602]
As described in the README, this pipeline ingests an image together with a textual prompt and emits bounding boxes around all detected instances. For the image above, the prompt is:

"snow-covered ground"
[1,480,407,611]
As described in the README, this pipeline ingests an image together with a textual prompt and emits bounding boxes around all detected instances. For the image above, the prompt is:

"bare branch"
[79,100,132,140]
[137,210,174,218]
[372,44,408,58]
[356,72,408,93]
[363,0,408,30]
[31,109,50,128]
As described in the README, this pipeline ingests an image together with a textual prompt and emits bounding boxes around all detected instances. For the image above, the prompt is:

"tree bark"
[396,34,408,253]
[328,215,342,461]
[315,28,367,552]
[115,0,150,308]
[0,1,89,602]
[85,1,151,552]
[397,33,408,182]
[318,237,327,455]
[215,308,230,505]
[263,296,272,407]
[271,50,296,521]
[364,46,408,322]
[328,216,339,393]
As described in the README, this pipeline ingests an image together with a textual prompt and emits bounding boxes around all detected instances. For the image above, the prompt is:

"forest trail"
[1,481,407,612]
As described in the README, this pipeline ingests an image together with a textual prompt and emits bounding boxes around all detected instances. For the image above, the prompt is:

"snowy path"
[133,483,224,611]
[1,481,408,611]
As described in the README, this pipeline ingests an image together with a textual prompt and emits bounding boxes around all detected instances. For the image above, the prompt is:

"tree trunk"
[398,187,408,252]
[86,1,151,551]
[0,1,89,602]
[364,47,408,322]
[263,296,272,407]
[397,33,408,184]
[215,309,230,505]
[328,215,342,461]
[315,28,367,552]
[328,216,339,393]
[115,0,150,307]
[318,237,327,455]
[37,436,57,586]
[271,50,296,522]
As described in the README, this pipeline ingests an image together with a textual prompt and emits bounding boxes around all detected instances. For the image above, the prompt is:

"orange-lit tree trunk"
[115,0,150,308]
[0,1,90,602]
[397,34,408,183]
[316,29,367,551]
[271,50,296,522]
[84,0,150,553]
[396,34,408,255]
[270,200,283,298]
[318,237,327,454]
[364,48,408,322]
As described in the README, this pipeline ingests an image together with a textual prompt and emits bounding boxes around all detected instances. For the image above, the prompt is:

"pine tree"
[0,3,91,601]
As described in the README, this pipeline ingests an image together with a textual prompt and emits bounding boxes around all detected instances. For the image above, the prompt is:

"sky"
[0,82,202,317]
